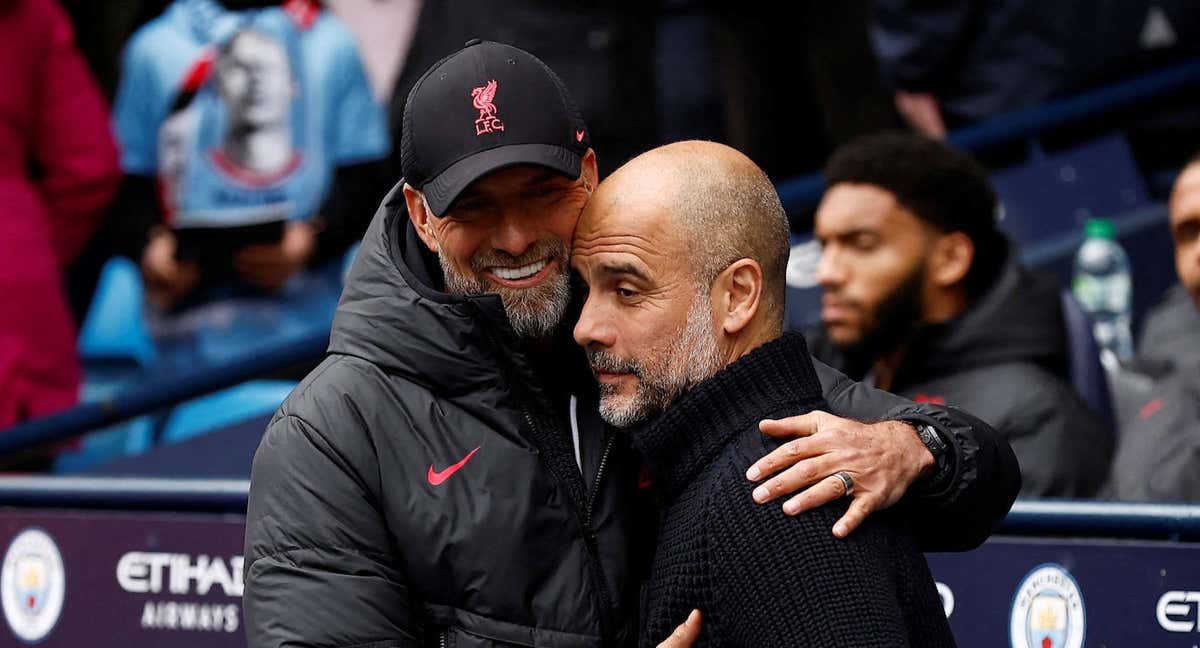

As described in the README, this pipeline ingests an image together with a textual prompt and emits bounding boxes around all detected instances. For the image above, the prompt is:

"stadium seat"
[53,378,156,474]
[1059,290,1117,435]
[63,258,159,473]
[77,257,156,367]
[991,135,1149,249]
[159,380,297,445]
[783,235,823,330]
[52,418,155,473]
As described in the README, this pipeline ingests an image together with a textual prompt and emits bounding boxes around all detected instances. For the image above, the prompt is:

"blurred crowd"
[1,0,1198,500]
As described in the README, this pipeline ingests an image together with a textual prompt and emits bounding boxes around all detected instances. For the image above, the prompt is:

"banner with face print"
[114,0,389,229]
[162,16,311,229]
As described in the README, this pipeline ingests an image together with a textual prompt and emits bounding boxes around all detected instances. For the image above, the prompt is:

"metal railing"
[0,476,1194,540]
[0,330,328,457]
[0,476,249,513]
[776,56,1200,213]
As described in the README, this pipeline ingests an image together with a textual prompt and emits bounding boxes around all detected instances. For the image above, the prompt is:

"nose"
[574,293,616,351]
[491,210,540,258]
[815,245,846,290]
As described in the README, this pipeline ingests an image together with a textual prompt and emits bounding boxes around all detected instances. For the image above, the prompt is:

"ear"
[711,259,763,336]
[929,231,974,288]
[581,148,599,194]
[403,184,440,253]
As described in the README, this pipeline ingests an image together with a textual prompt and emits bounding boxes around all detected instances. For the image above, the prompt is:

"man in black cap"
[243,40,1018,647]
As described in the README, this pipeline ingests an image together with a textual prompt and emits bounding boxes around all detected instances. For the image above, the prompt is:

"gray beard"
[591,288,725,428]
[437,241,571,340]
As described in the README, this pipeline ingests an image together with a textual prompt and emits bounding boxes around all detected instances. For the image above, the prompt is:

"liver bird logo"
[471,80,505,135]
[472,80,499,119]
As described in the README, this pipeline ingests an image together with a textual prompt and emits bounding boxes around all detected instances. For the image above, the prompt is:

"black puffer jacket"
[244,184,1019,647]
[244,184,641,647]
[812,257,1111,497]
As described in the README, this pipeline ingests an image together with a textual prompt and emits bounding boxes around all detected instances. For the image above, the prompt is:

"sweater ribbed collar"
[632,332,826,501]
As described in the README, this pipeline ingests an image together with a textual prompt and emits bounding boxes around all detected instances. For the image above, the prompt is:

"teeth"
[492,259,547,281]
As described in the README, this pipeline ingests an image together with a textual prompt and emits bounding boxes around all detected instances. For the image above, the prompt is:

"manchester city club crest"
[1,529,66,643]
[1010,563,1085,648]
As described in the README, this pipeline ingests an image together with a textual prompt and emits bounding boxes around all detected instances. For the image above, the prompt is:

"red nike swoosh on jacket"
[427,447,481,486]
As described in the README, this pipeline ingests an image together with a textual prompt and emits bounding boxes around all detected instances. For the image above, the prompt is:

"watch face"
[919,424,939,446]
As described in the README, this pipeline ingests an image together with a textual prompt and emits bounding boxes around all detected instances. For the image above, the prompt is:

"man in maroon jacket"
[0,0,121,430]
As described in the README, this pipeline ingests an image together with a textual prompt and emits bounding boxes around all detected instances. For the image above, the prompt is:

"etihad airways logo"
[1158,591,1200,632]
[116,552,243,597]
[117,552,243,634]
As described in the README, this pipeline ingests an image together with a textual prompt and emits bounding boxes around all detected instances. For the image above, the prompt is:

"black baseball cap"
[400,39,592,216]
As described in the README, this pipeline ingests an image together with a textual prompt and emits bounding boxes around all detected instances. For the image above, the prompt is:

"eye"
[1176,220,1200,244]
[850,234,879,252]
[447,194,490,215]
[530,184,569,203]
[616,287,639,300]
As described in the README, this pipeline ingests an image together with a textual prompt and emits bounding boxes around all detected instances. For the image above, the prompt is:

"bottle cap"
[1085,218,1115,240]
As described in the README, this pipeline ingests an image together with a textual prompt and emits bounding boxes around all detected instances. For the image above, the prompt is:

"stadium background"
[1,0,1199,645]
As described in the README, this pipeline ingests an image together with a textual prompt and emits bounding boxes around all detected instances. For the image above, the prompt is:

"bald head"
[587,140,791,327]
[573,141,792,426]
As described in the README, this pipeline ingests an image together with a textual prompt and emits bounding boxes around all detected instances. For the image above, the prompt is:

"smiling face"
[571,187,725,427]
[406,152,597,338]
[1170,163,1200,310]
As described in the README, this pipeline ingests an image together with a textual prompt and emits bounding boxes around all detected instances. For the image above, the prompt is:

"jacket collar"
[633,332,826,501]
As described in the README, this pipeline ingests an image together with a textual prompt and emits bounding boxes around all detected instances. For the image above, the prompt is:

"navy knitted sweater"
[634,332,956,647]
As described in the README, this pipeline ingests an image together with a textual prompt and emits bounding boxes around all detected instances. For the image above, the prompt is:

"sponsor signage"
[928,537,1200,647]
[0,511,244,646]
[1,511,1199,646]
[1,529,66,642]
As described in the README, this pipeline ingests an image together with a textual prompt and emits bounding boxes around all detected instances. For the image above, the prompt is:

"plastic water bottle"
[1072,218,1134,369]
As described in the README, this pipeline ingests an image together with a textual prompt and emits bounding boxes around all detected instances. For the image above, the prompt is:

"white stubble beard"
[595,287,726,427]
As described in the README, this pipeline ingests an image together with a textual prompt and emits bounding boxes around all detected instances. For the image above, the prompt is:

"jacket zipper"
[470,304,621,642]
[585,431,616,526]
[439,630,447,648]
[522,408,618,640]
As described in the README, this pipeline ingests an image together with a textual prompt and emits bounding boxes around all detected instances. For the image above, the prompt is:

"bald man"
[1108,155,1200,501]
[573,141,959,647]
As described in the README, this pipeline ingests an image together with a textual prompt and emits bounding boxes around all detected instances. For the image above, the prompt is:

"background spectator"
[707,0,899,180]
[1108,154,1200,501]
[0,0,121,428]
[110,0,390,308]
[1133,155,1200,378]
[872,0,1200,179]
[873,0,1198,134]
[806,133,1111,497]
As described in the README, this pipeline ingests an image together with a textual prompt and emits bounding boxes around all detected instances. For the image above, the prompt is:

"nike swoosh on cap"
[427,447,482,486]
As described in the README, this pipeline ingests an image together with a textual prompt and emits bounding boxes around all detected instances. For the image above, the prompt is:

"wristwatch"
[913,422,952,483]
